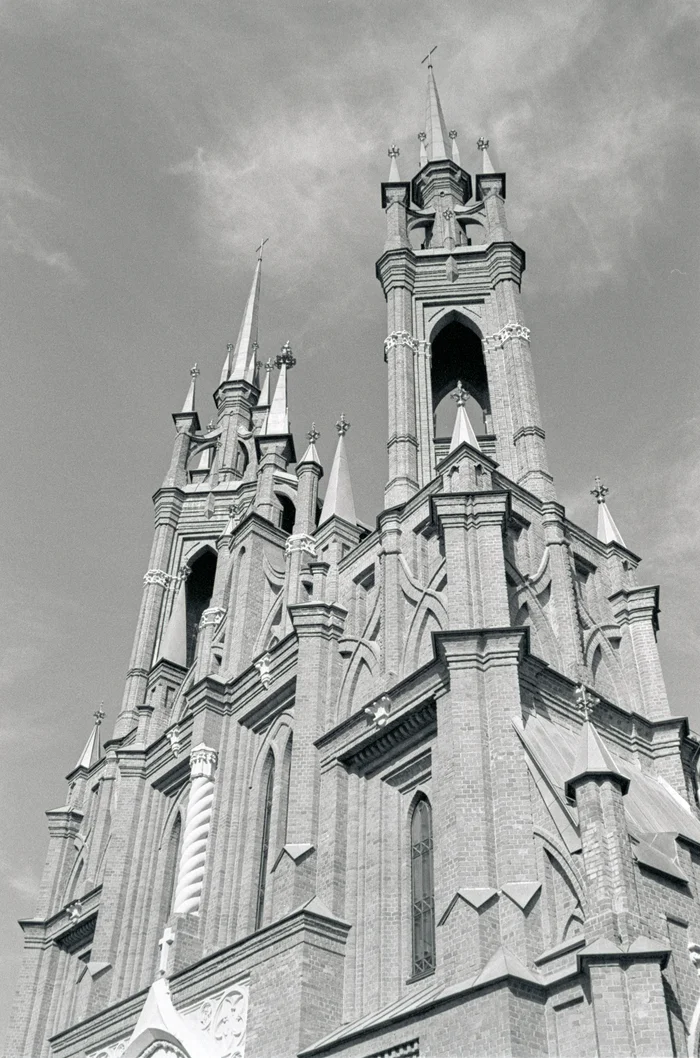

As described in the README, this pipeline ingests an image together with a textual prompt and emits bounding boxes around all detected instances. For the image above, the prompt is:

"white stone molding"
[285,533,317,558]
[484,322,531,348]
[364,694,392,729]
[384,331,419,356]
[172,744,218,915]
[184,982,249,1058]
[143,569,176,588]
[199,607,226,629]
[166,729,181,758]
[254,652,273,689]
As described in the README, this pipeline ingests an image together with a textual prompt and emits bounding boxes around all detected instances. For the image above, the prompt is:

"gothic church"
[8,63,700,1058]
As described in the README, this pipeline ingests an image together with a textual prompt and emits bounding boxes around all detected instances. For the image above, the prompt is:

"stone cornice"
[430,490,511,538]
[288,602,347,639]
[434,627,529,671]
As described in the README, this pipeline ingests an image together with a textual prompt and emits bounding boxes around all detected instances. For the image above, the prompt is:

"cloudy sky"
[0,0,698,1036]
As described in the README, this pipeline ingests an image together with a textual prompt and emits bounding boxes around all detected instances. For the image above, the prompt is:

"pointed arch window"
[255,754,275,930]
[410,796,436,976]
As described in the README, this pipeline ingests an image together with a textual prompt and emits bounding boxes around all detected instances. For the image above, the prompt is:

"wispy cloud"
[0,148,80,281]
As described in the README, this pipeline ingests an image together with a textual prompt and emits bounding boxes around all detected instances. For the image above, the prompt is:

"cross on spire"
[263,357,275,373]
[308,423,320,444]
[190,363,200,379]
[451,380,468,408]
[421,45,438,67]
[591,476,609,504]
[255,236,269,260]
[336,413,350,436]
[574,683,600,722]
[93,706,105,727]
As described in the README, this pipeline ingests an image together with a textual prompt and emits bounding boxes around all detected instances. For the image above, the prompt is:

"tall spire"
[226,242,267,385]
[449,381,480,451]
[422,48,449,162]
[76,707,105,770]
[477,136,495,174]
[591,477,625,546]
[320,414,356,525]
[264,341,295,435]
[181,363,199,414]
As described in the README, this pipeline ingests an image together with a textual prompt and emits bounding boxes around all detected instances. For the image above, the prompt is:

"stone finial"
[308,423,320,444]
[93,706,105,727]
[190,362,200,379]
[387,144,401,182]
[276,340,297,368]
[451,380,468,408]
[417,132,427,143]
[207,419,215,432]
[688,941,700,976]
[388,144,400,158]
[336,413,350,436]
[574,683,600,722]
[477,137,489,151]
[449,129,458,140]
[591,476,609,504]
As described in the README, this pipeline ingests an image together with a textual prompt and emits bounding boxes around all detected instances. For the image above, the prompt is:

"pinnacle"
[320,415,356,525]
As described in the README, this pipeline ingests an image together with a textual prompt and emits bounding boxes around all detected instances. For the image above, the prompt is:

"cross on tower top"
[255,236,269,260]
[421,45,438,67]
[451,380,468,408]
[591,476,609,504]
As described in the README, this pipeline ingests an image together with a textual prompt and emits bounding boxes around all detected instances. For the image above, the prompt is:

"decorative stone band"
[172,744,218,915]
[285,533,317,557]
[199,606,226,629]
[384,330,419,360]
[143,568,177,588]
[484,322,531,348]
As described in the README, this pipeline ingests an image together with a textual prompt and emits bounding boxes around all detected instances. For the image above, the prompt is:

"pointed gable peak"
[228,249,264,384]
[320,414,356,525]
[181,363,199,414]
[423,53,449,162]
[477,136,495,174]
[565,719,630,799]
[264,341,295,436]
[76,708,105,770]
[591,477,625,546]
[298,423,323,469]
[449,381,480,452]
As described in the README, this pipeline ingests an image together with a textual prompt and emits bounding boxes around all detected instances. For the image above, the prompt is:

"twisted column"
[173,744,218,914]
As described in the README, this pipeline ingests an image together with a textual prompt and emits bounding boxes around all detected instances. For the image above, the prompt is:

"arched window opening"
[457,219,487,247]
[236,441,249,477]
[410,797,436,976]
[408,219,434,251]
[431,320,491,443]
[185,550,217,667]
[255,754,275,930]
[276,494,296,535]
[278,735,293,849]
[165,813,182,916]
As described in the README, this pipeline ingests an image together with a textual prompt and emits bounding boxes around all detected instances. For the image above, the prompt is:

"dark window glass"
[255,757,275,929]
[411,797,436,976]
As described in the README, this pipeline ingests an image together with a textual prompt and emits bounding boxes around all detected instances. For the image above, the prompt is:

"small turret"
[75,707,105,772]
[591,477,626,547]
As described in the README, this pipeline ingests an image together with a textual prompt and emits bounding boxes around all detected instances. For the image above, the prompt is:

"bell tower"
[377,53,554,506]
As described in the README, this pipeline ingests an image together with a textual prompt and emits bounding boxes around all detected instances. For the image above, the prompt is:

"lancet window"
[410,796,436,976]
[254,754,275,930]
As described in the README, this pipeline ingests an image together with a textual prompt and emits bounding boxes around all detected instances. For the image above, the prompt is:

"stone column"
[193,607,226,682]
[115,490,182,738]
[610,586,669,720]
[384,329,419,508]
[431,491,510,628]
[254,438,287,525]
[542,501,584,679]
[173,744,218,915]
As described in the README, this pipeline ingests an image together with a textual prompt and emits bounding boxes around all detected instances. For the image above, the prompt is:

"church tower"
[8,62,700,1058]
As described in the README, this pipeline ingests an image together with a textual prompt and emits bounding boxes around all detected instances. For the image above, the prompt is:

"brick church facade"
[8,64,700,1058]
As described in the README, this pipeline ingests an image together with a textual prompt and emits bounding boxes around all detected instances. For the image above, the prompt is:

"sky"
[0,0,698,1040]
